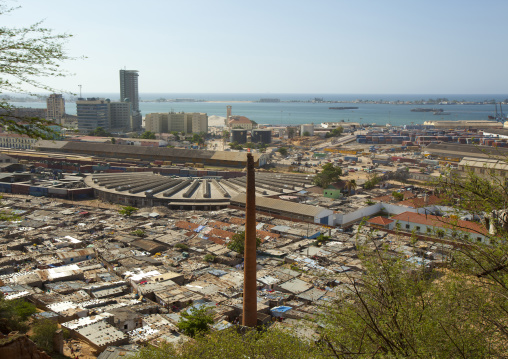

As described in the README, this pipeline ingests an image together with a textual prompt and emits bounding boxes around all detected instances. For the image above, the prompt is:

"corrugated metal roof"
[231,193,331,218]
[459,157,508,171]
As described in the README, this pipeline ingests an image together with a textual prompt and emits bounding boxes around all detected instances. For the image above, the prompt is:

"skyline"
[3,0,508,94]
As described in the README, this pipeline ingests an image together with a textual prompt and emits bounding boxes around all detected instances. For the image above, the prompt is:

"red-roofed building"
[388,211,489,244]
[367,216,394,229]
[228,116,253,130]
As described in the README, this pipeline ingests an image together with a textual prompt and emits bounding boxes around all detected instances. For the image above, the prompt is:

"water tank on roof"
[300,124,314,136]
[251,129,272,144]
[231,129,247,144]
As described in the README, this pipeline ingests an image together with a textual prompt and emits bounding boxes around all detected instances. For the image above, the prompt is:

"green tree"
[177,305,214,338]
[313,163,342,188]
[0,296,36,333]
[222,129,229,140]
[287,127,297,138]
[111,137,116,144]
[0,3,78,138]
[228,142,243,150]
[345,179,357,195]
[134,327,323,359]
[227,231,261,254]
[303,131,310,137]
[318,239,498,357]
[140,131,156,139]
[119,206,138,217]
[170,131,180,141]
[278,147,288,156]
[31,319,58,353]
[325,127,344,138]
[89,127,112,137]
[363,173,381,190]
[392,190,404,201]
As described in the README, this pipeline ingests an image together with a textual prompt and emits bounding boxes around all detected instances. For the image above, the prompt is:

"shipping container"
[48,187,68,195]
[29,186,48,197]
[0,183,12,193]
[11,184,30,194]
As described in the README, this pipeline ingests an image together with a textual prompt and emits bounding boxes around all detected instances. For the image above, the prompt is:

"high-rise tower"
[46,94,66,124]
[119,70,139,112]
[120,69,142,130]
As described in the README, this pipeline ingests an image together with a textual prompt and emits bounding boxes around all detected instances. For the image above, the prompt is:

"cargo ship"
[329,106,358,110]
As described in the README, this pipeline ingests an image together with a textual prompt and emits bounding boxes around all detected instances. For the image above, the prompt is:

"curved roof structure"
[84,172,314,210]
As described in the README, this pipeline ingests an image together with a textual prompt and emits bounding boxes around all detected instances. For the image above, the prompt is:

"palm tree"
[345,179,357,196]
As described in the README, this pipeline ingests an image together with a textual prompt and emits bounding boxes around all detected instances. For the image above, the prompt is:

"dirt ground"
[0,193,122,210]
[63,338,98,359]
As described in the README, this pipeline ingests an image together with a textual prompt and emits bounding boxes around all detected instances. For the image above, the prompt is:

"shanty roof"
[231,193,331,218]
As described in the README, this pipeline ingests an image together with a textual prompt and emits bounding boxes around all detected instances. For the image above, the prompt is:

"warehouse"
[229,193,334,225]
[33,140,268,168]
[424,143,508,160]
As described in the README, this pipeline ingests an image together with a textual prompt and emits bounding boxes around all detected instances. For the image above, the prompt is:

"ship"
[329,106,358,110]
[411,108,442,112]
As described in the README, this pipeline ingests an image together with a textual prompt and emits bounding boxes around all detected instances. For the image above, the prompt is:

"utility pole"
[242,153,257,327]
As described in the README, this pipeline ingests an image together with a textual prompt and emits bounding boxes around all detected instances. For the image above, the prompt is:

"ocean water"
[9,93,508,127]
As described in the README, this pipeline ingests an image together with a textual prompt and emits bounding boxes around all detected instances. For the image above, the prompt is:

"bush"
[392,191,404,201]
[204,254,215,262]
[177,305,214,338]
[119,206,138,217]
[174,243,189,251]
[131,229,146,238]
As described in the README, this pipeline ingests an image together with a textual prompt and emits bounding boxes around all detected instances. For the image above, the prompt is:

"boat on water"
[434,109,450,116]
[329,106,358,110]
[411,108,443,112]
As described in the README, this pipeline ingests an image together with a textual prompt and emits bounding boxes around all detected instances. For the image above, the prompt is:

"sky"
[2,0,508,94]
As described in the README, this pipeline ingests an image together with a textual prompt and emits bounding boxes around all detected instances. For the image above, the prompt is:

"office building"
[120,69,142,131]
[145,112,208,134]
[46,94,66,124]
[76,98,109,132]
[109,102,132,132]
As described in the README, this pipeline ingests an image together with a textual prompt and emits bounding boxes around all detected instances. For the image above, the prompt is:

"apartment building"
[145,112,208,134]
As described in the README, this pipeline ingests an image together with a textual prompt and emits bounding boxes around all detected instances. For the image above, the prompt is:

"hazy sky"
[3,0,508,94]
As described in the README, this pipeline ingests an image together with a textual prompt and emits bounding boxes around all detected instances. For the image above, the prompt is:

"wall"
[0,334,51,359]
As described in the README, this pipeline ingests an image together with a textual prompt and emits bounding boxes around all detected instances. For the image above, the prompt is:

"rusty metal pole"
[242,153,257,327]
